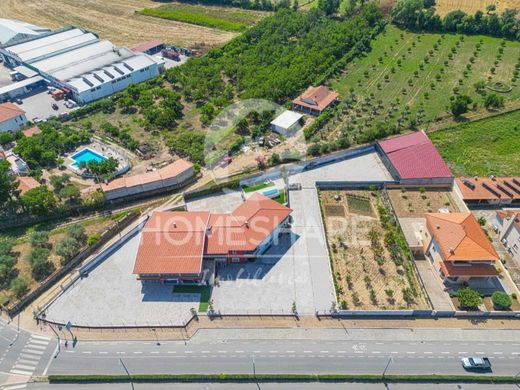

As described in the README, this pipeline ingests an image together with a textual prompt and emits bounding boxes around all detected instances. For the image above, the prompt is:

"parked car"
[51,103,59,110]
[15,98,23,104]
[461,357,491,371]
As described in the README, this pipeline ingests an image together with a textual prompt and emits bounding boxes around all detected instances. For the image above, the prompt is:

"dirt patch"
[387,188,460,218]
[0,0,236,50]
[320,190,429,310]
[435,0,519,17]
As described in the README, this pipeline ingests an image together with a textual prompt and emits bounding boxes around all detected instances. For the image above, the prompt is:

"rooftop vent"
[436,224,440,229]
[82,77,94,87]
[173,221,177,228]
[449,247,455,254]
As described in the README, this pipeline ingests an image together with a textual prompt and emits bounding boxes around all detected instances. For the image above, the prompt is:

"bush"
[55,237,81,264]
[10,277,28,298]
[87,233,101,246]
[456,287,482,310]
[491,291,512,310]
[29,231,50,248]
[66,224,86,244]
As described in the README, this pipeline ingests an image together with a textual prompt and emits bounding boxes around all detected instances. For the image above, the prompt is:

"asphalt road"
[24,383,520,390]
[44,328,520,376]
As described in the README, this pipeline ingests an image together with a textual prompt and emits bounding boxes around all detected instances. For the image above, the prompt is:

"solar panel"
[513,178,520,187]
[482,182,501,198]
[496,183,513,198]
[463,180,475,190]
[503,180,520,194]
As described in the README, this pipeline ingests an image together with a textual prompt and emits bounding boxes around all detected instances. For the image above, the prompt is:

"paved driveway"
[45,232,195,327]
[186,190,244,213]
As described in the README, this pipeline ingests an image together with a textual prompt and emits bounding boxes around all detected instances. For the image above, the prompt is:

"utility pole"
[48,323,61,358]
[120,358,134,390]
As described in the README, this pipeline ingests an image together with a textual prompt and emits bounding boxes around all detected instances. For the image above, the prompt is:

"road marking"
[476,352,485,354]
[253,351,261,353]
[29,339,50,346]
[423,352,432,354]
[99,352,108,354]
[23,349,43,355]
[26,344,47,351]
[320,351,329,353]
[493,352,503,355]
[286,351,295,353]
[10,369,33,376]
[82,351,92,354]
[201,351,210,354]
[441,352,450,354]
[304,351,312,353]
[150,351,159,354]
[390,352,398,354]
[30,335,51,341]
[167,351,176,354]
[406,352,415,354]
[269,351,278,353]
[14,364,35,371]
[512,352,520,355]
[185,351,193,354]
[18,358,39,365]
[133,352,142,354]
[373,351,381,354]
[235,350,244,353]
[20,353,41,360]
[218,351,227,353]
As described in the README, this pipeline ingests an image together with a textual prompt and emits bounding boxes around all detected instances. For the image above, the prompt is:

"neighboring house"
[292,85,338,116]
[423,213,500,284]
[133,193,292,284]
[455,177,520,207]
[16,175,40,194]
[5,152,29,175]
[0,103,27,132]
[99,159,194,201]
[496,210,520,263]
[377,131,453,186]
[0,18,50,46]
[22,126,41,137]
[270,110,303,136]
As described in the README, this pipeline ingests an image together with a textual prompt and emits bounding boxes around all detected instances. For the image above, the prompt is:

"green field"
[173,285,212,312]
[140,4,264,32]
[322,24,520,143]
[430,110,520,177]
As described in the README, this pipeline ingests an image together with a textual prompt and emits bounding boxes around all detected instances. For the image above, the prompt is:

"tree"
[55,237,80,263]
[455,287,482,310]
[21,186,56,216]
[0,254,16,288]
[59,183,81,202]
[49,173,70,193]
[31,259,55,281]
[491,291,512,310]
[269,152,281,165]
[66,224,86,244]
[0,160,19,208]
[86,157,119,177]
[10,277,28,298]
[484,93,504,109]
[317,0,340,16]
[29,231,50,248]
[450,94,472,117]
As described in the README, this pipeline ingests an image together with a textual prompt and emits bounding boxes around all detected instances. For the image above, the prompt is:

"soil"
[387,188,460,218]
[0,0,236,50]
[320,190,429,310]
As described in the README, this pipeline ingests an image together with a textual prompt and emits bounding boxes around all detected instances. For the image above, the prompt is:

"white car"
[461,357,491,371]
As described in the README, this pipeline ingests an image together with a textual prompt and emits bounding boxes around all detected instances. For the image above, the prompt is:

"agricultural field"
[0,0,236,50]
[321,24,520,144]
[430,109,520,177]
[435,0,520,17]
[320,190,428,310]
[387,188,460,218]
[139,3,268,32]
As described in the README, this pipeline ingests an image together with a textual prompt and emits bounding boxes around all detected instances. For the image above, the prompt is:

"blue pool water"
[71,148,107,169]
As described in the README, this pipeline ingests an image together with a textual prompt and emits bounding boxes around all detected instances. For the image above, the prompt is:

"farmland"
[0,0,236,50]
[430,109,520,177]
[140,3,267,32]
[435,0,520,17]
[317,24,520,145]
[320,190,428,310]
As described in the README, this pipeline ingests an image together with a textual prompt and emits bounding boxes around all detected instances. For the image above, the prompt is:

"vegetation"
[391,0,520,41]
[430,109,520,176]
[455,287,482,310]
[491,291,512,310]
[173,285,212,312]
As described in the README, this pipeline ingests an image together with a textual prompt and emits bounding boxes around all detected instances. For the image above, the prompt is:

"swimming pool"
[71,148,107,169]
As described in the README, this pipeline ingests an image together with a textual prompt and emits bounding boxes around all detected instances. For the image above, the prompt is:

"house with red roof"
[292,85,339,116]
[377,131,453,186]
[0,102,27,132]
[133,193,292,284]
[423,212,500,284]
[455,177,520,207]
[496,210,520,263]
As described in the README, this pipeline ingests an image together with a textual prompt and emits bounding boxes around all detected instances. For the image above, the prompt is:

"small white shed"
[270,110,303,136]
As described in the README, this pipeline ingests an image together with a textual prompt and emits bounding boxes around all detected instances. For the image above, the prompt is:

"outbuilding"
[270,110,303,136]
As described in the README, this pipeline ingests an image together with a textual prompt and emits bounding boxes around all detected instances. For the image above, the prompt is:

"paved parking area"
[15,90,73,121]
[0,65,11,87]
[45,232,195,327]
[186,190,244,213]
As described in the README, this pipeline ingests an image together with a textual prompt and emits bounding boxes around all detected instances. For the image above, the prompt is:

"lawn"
[140,3,266,32]
[429,109,520,177]
[173,285,212,312]
[273,189,287,204]
[322,24,520,143]
[242,181,275,193]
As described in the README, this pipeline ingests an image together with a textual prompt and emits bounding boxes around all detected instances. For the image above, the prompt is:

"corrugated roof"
[426,213,499,262]
[440,261,498,277]
[456,177,520,201]
[132,40,163,53]
[378,131,453,180]
[0,102,25,122]
[270,110,302,129]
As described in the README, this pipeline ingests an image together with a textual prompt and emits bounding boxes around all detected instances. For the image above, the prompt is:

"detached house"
[0,102,27,132]
[424,213,499,284]
[292,85,338,116]
[496,210,520,263]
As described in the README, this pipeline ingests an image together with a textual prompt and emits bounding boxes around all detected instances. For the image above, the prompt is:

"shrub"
[87,233,101,246]
[491,291,512,310]
[66,224,86,244]
[55,237,81,264]
[10,277,28,298]
[456,287,482,310]
[29,231,50,248]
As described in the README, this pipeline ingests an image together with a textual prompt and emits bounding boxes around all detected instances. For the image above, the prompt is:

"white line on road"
[31,335,51,341]
[10,369,33,376]
[14,364,35,371]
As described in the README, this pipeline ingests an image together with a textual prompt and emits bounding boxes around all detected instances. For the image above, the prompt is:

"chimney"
[449,247,455,254]
[436,224,440,229]
[173,221,177,228]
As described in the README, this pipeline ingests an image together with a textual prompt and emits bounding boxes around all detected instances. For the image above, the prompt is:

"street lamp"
[120,358,135,390]
[151,328,160,346]
[382,357,393,381]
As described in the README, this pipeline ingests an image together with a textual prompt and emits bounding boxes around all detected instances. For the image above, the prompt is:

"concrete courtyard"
[44,232,196,327]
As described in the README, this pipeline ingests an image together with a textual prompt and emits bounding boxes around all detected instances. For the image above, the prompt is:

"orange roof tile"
[456,177,520,201]
[22,126,41,137]
[497,210,520,230]
[16,176,40,194]
[426,213,499,262]
[158,159,193,180]
[0,103,25,123]
[440,261,498,277]
[292,85,338,112]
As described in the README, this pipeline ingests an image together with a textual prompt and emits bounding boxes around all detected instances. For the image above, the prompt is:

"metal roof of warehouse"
[378,131,453,180]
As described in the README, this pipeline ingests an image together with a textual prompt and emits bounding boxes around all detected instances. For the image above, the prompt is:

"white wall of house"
[0,114,27,132]
[497,214,520,263]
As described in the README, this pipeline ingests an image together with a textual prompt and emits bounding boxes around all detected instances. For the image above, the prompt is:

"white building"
[0,26,162,104]
[0,18,50,46]
[496,211,520,263]
[0,102,27,132]
[270,110,303,136]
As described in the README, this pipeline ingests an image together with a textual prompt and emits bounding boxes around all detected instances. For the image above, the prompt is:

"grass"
[323,24,520,143]
[346,195,372,216]
[273,189,287,204]
[429,109,520,176]
[242,181,275,193]
[139,3,264,32]
[173,285,212,312]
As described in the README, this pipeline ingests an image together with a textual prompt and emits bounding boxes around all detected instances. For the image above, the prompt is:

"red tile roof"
[0,103,25,123]
[292,86,339,112]
[440,261,498,277]
[133,194,292,276]
[497,210,520,231]
[22,126,41,137]
[456,177,520,201]
[378,131,453,180]
[426,213,499,262]
[132,40,163,53]
[16,176,40,194]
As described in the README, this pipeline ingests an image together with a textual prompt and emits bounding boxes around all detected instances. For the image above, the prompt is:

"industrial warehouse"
[0,26,163,104]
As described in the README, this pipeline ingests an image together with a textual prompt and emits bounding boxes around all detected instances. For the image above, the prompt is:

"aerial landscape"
[0,0,519,389]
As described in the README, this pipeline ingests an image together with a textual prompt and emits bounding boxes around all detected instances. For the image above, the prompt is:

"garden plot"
[387,188,460,218]
[320,190,429,310]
